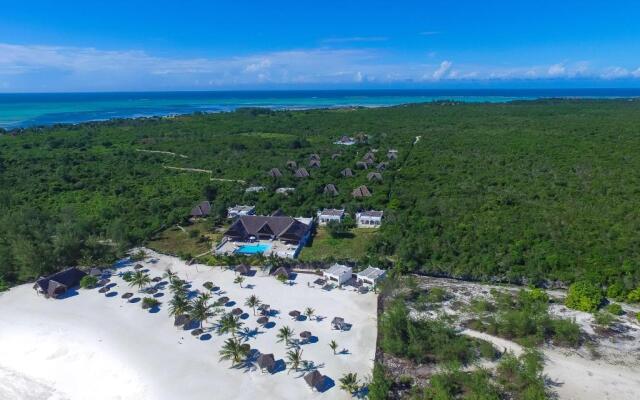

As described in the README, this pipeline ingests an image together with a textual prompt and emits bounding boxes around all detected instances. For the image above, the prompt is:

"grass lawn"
[146,219,222,257]
[298,227,378,262]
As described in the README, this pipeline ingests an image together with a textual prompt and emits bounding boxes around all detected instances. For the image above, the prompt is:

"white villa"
[275,187,296,195]
[356,210,383,228]
[245,186,265,193]
[227,205,256,219]
[324,264,353,285]
[317,209,346,226]
[334,135,356,146]
[356,266,386,286]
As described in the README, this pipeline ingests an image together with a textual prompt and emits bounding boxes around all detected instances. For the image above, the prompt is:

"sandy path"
[462,329,640,400]
[0,250,377,400]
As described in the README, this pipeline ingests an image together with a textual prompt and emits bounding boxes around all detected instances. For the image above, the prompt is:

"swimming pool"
[234,243,271,255]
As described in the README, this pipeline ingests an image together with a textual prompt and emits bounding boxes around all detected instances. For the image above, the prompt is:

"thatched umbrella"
[134,264,143,270]
[304,370,325,390]
[98,278,110,286]
[203,281,214,290]
[121,292,134,299]
[289,310,301,319]
[300,331,312,339]
[218,296,230,305]
[257,353,276,373]
[235,264,251,275]
[151,276,162,282]
[191,328,204,336]
[231,307,243,316]
[257,316,269,325]
[146,288,158,294]
[98,287,110,293]
[174,314,190,327]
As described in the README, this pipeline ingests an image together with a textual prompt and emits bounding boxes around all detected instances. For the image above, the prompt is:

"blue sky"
[1,1,640,91]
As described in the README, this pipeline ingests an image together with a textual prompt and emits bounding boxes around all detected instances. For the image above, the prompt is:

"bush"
[142,297,160,309]
[551,318,581,347]
[0,276,8,292]
[605,303,624,315]
[606,282,626,301]
[593,311,617,327]
[427,287,449,303]
[565,281,603,312]
[626,287,640,303]
[122,271,134,282]
[80,275,99,289]
[367,363,392,400]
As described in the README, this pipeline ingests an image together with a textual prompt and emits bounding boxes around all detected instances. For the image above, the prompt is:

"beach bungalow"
[355,161,368,170]
[268,168,283,178]
[294,168,310,178]
[33,267,87,299]
[323,183,339,196]
[352,185,372,198]
[356,266,386,286]
[324,263,352,285]
[376,162,387,171]
[227,205,256,219]
[216,214,313,258]
[341,168,354,177]
[334,135,356,145]
[257,353,276,373]
[356,210,383,228]
[387,149,398,160]
[235,264,252,276]
[317,209,346,226]
[271,266,291,280]
[309,159,321,168]
[245,186,265,193]
[363,151,376,162]
[331,153,341,160]
[367,172,383,182]
[190,200,212,218]
[309,153,321,161]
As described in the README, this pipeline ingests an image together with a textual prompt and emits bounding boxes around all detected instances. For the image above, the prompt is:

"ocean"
[1,89,639,129]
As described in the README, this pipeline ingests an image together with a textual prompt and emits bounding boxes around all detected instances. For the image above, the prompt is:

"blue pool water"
[235,243,271,255]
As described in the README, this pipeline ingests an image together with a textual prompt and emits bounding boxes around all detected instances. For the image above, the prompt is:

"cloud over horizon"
[1,42,640,92]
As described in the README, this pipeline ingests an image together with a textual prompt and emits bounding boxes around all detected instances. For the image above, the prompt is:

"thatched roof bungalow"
[352,185,372,198]
[323,183,339,196]
[33,267,87,299]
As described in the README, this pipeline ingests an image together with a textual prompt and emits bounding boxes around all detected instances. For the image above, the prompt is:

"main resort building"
[215,213,313,258]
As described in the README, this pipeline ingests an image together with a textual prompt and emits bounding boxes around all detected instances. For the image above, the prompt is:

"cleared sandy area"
[0,249,377,400]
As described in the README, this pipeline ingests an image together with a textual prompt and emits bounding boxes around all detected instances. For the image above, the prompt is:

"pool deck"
[216,239,300,258]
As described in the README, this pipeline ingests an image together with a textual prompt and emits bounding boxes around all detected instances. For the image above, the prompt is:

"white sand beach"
[0,250,377,400]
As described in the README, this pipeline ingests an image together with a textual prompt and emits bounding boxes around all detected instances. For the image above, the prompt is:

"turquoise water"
[1,89,639,129]
[234,243,271,255]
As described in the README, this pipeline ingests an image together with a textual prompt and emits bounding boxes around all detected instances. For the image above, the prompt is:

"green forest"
[2,100,640,296]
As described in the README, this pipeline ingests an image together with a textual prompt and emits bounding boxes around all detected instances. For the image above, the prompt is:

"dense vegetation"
[3,101,640,295]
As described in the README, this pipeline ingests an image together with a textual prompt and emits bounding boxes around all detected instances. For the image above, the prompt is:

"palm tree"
[329,340,338,355]
[163,268,178,283]
[245,295,261,315]
[286,348,303,374]
[277,326,294,346]
[234,276,245,288]
[190,294,213,329]
[219,337,250,366]
[128,270,151,292]
[276,274,288,285]
[304,307,315,321]
[168,293,192,318]
[169,278,187,297]
[218,314,244,338]
[339,372,360,395]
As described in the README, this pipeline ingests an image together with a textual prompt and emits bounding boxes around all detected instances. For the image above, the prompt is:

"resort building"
[215,214,313,258]
[227,205,256,219]
[245,186,265,193]
[356,210,383,228]
[323,263,353,285]
[275,187,295,195]
[341,168,354,177]
[356,266,386,286]
[268,168,283,178]
[190,200,212,218]
[317,209,346,225]
[33,267,87,299]
[334,135,356,145]
[294,168,310,178]
[387,149,398,160]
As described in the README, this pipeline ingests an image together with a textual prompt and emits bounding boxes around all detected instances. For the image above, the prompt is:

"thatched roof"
[309,159,321,168]
[323,184,339,196]
[122,292,134,299]
[355,161,368,169]
[294,168,310,178]
[218,296,230,304]
[257,353,276,371]
[190,200,212,217]
[341,168,354,177]
[304,370,325,389]
[232,307,244,316]
[376,162,387,171]
[235,264,251,275]
[257,316,269,325]
[352,185,372,198]
[268,168,283,178]
[289,310,301,318]
[89,268,102,277]
[331,153,341,160]
[309,153,320,161]
[367,172,383,182]
[271,266,290,279]
[134,264,144,270]
[174,314,190,326]
[300,331,312,339]
[387,150,398,159]
[286,160,297,169]
[363,151,375,161]
[33,267,87,299]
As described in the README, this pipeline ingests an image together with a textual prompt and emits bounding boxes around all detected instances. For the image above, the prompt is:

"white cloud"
[321,36,388,44]
[1,42,639,91]
[431,61,453,80]
[420,31,440,36]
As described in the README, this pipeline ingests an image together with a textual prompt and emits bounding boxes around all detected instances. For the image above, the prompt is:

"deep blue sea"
[1,89,639,129]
